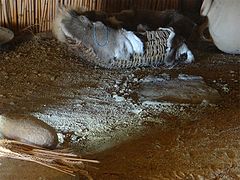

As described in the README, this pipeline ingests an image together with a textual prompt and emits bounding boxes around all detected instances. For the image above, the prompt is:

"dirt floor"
[0,33,239,179]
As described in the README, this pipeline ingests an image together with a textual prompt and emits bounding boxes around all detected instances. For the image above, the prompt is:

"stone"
[138,74,221,104]
[0,113,58,149]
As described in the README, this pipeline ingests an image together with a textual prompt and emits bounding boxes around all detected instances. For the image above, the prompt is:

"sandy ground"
[0,33,239,179]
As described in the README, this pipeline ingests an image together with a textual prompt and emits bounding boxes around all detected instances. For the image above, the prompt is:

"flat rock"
[138,74,221,104]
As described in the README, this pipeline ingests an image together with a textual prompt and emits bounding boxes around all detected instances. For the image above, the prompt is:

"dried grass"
[0,139,99,179]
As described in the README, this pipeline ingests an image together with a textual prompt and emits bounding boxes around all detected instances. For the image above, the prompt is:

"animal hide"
[77,9,196,40]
